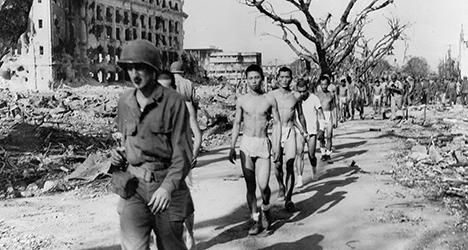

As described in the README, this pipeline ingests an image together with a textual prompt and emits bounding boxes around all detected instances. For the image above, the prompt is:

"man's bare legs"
[281,131,296,210]
[306,135,318,180]
[319,121,334,162]
[240,151,271,234]
[255,157,272,229]
[274,146,286,200]
[294,133,305,188]
[325,121,334,160]
[348,99,355,120]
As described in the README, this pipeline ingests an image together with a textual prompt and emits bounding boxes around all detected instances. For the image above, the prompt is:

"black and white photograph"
[0,0,468,249]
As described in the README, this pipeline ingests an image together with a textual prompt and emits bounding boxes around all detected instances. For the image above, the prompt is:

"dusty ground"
[1,105,468,250]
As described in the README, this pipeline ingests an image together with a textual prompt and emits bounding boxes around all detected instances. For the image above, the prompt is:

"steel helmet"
[118,39,161,72]
[170,61,184,73]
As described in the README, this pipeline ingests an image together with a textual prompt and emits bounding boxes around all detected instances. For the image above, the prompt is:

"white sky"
[183,0,468,72]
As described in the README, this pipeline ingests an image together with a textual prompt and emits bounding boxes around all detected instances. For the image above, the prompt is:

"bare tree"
[351,18,407,79]
[0,0,33,66]
[244,0,407,77]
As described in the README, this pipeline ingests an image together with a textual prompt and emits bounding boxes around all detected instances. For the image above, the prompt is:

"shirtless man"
[229,64,281,235]
[337,77,350,122]
[346,75,357,120]
[327,78,339,128]
[372,79,384,118]
[354,79,366,119]
[269,66,304,211]
[295,79,325,187]
[316,75,336,162]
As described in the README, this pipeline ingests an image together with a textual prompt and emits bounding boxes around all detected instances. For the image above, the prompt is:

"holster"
[110,171,139,199]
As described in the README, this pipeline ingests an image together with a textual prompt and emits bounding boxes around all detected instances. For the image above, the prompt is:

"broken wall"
[0,0,187,90]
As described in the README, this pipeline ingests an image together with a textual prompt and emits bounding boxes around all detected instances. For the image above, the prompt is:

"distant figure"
[171,61,198,111]
[372,79,384,118]
[337,77,350,122]
[354,79,366,119]
[446,78,457,106]
[461,76,468,105]
[346,75,357,120]
[388,73,404,120]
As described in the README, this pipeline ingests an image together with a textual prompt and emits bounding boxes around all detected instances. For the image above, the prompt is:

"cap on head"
[170,61,184,73]
[117,39,161,72]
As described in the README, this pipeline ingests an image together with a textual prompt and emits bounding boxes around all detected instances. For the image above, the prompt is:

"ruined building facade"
[3,0,187,90]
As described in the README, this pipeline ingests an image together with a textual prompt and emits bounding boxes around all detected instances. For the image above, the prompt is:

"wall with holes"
[0,0,187,90]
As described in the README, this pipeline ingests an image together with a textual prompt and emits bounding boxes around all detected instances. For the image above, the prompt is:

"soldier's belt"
[127,162,169,182]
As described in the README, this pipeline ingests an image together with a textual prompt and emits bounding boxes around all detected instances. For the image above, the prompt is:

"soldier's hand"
[148,188,171,214]
[110,147,126,167]
[228,148,236,164]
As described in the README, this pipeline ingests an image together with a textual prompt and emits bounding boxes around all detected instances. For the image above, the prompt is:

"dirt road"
[0,117,466,250]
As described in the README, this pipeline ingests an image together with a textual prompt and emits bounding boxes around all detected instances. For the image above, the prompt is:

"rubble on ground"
[0,82,239,199]
[388,105,468,225]
[196,84,236,150]
[0,85,123,198]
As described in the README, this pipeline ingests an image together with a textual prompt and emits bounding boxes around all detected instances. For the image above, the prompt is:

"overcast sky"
[183,0,468,72]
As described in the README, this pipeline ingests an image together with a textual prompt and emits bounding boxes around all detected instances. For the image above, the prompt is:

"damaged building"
[0,0,187,90]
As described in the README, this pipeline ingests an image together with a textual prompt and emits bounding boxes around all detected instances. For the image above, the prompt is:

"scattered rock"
[428,145,443,163]
[20,190,34,197]
[453,150,468,163]
[408,144,429,161]
[42,181,57,193]
[26,183,39,191]
[443,118,457,123]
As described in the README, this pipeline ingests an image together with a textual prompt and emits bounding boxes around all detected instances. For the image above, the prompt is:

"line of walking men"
[229,65,337,235]
[109,39,468,249]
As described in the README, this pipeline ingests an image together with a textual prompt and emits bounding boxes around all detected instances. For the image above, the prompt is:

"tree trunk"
[317,48,332,78]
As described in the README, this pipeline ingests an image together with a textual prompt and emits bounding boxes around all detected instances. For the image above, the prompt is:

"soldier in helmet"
[111,39,193,250]
[171,61,198,112]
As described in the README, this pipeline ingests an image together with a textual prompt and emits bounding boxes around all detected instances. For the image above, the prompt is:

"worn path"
[0,117,463,250]
[191,118,460,250]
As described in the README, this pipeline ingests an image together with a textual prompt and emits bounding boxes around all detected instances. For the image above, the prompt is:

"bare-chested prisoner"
[316,75,336,162]
[229,64,281,235]
[338,77,350,122]
[269,67,304,211]
[372,79,384,118]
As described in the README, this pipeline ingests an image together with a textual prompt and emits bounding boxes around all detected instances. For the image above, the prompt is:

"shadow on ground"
[268,165,361,233]
[194,125,368,249]
[258,234,324,250]
[80,246,120,250]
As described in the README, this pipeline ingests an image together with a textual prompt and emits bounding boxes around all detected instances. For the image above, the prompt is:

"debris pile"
[196,84,236,149]
[0,86,124,198]
[389,109,468,219]
[0,83,239,198]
